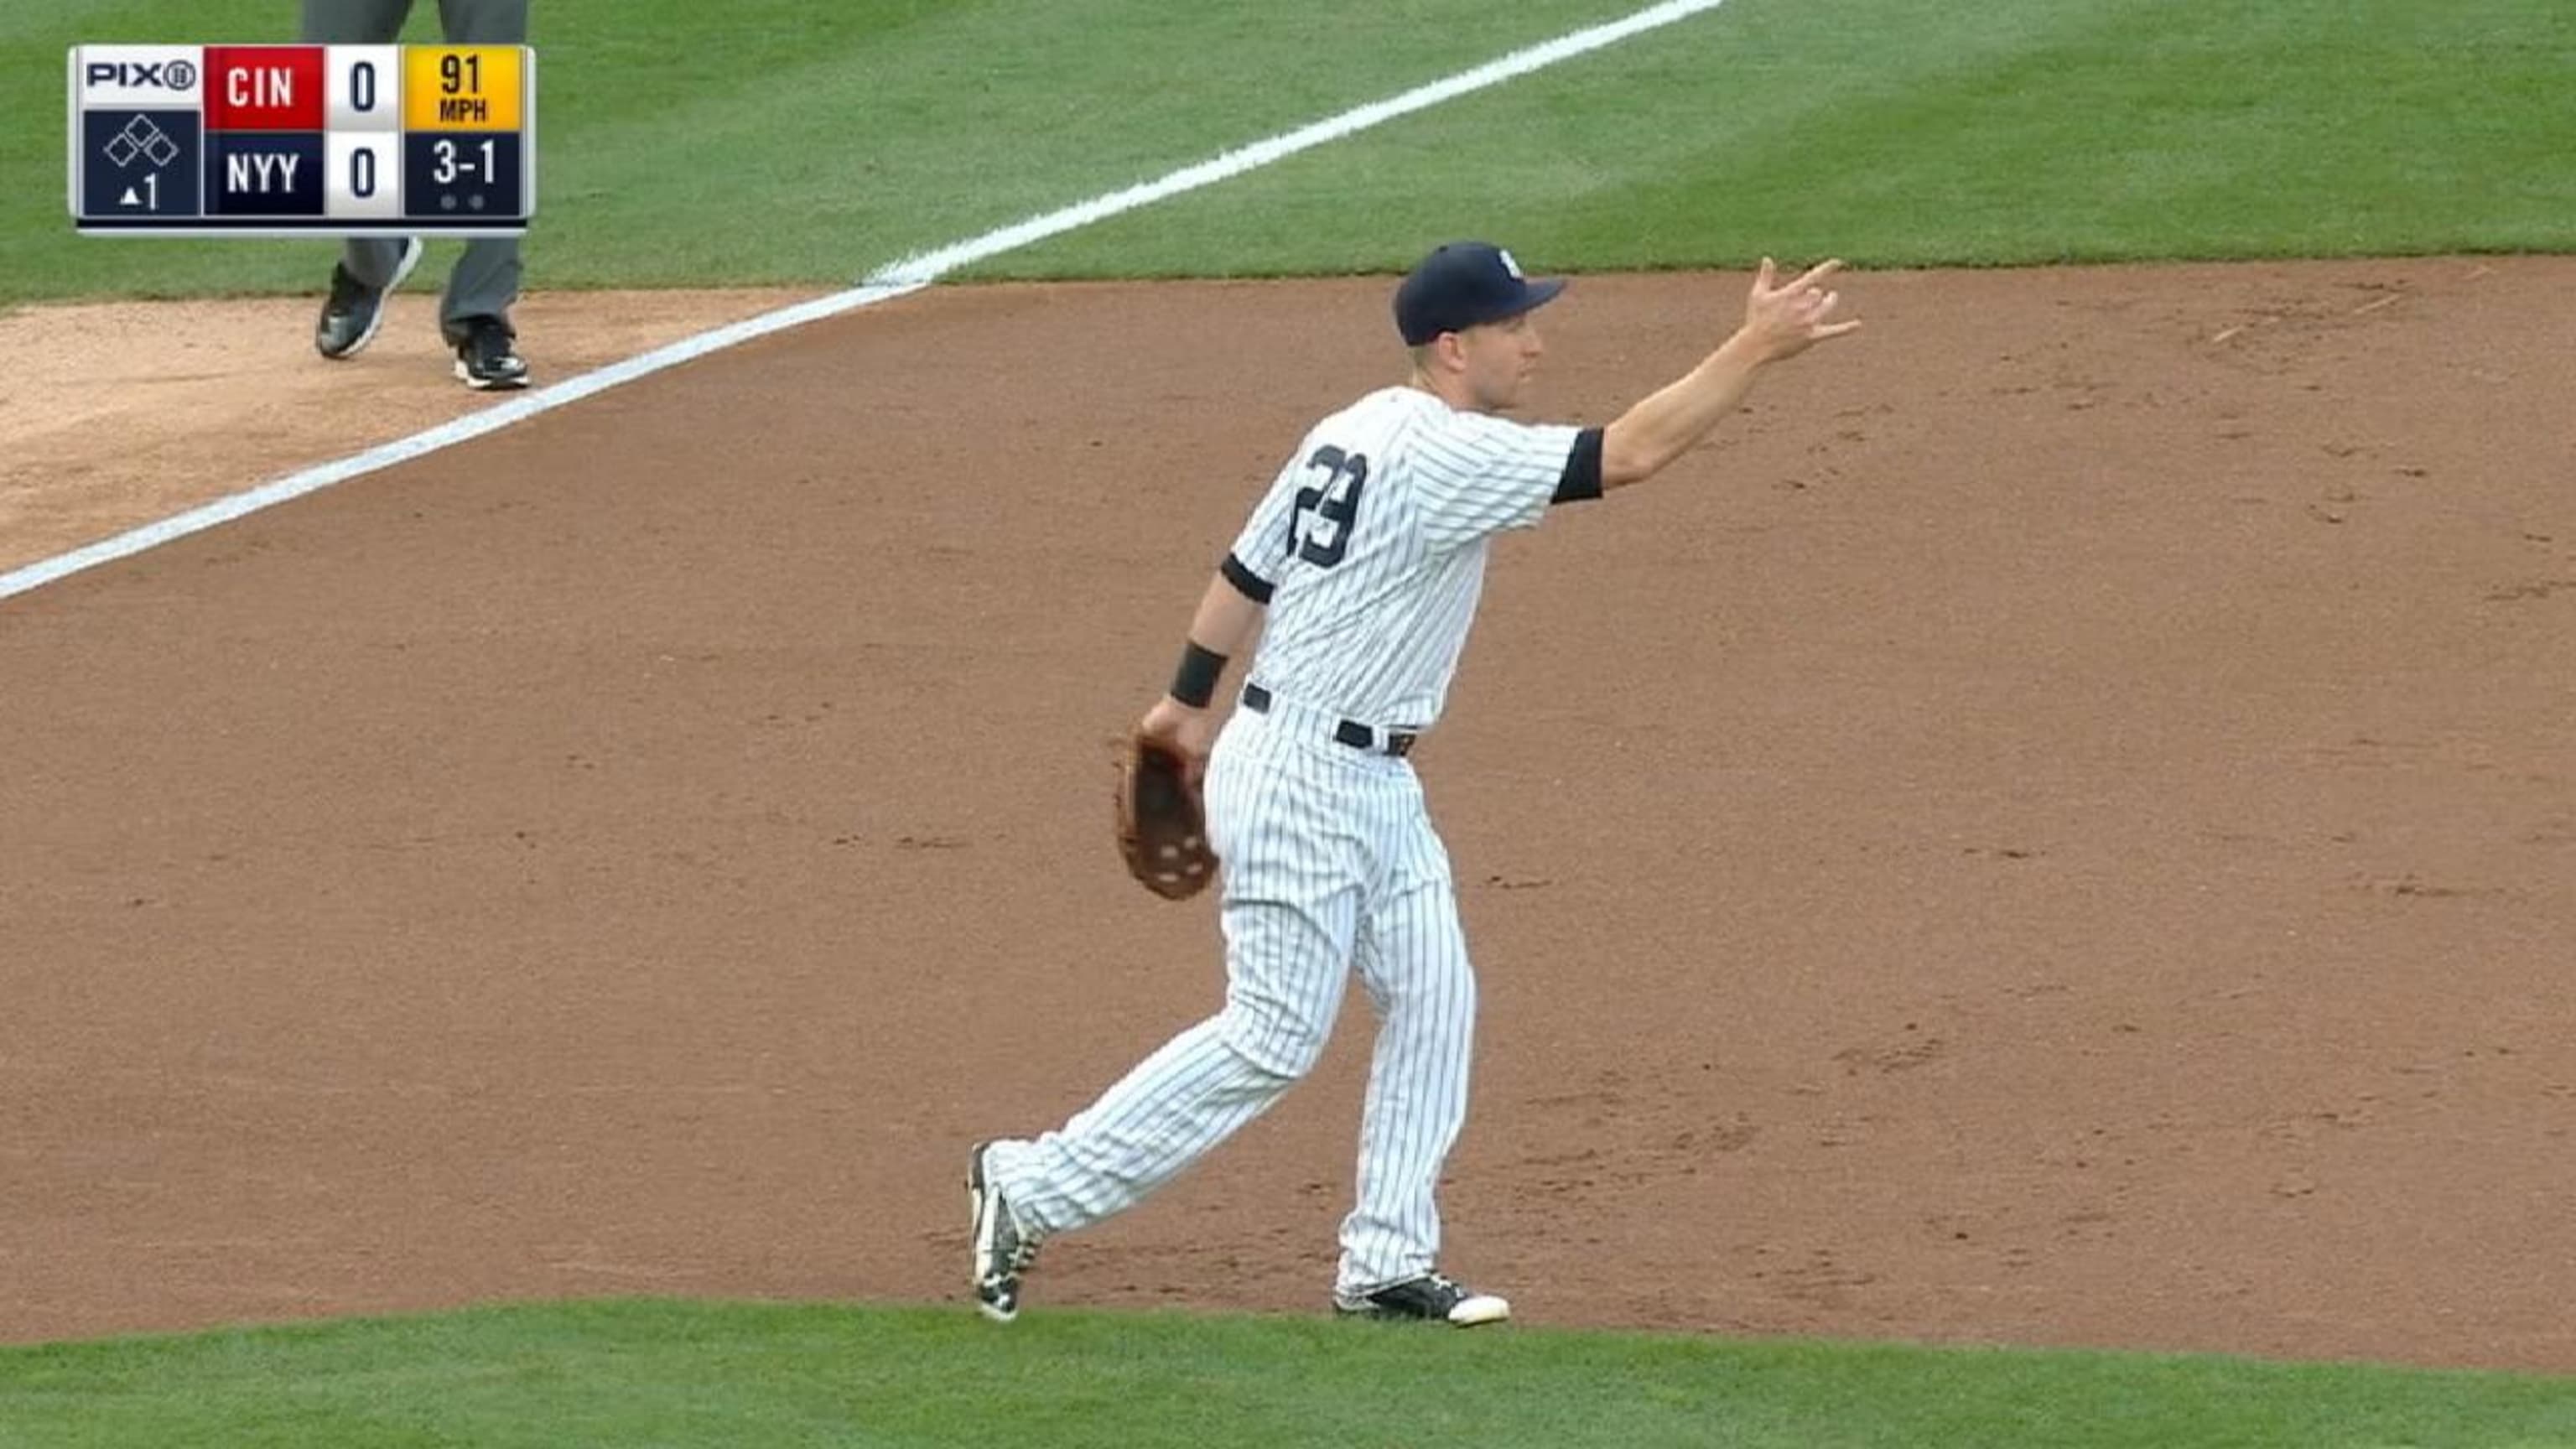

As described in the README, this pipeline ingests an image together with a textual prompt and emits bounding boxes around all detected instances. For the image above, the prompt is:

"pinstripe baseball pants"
[985,698,1477,1297]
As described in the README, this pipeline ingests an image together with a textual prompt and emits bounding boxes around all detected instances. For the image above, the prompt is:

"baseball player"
[304,0,531,389]
[971,242,1860,1326]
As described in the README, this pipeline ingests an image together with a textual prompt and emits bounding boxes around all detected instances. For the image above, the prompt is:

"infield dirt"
[4,258,2571,1370]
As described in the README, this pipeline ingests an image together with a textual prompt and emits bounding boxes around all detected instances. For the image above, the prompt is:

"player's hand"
[1140,695,1220,786]
[1740,257,1861,361]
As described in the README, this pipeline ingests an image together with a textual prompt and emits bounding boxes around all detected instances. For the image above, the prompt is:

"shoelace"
[995,1203,1041,1272]
[978,1243,1033,1287]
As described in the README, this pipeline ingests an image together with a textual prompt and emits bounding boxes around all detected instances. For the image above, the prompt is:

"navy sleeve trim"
[1550,428,1606,506]
[1220,552,1276,604]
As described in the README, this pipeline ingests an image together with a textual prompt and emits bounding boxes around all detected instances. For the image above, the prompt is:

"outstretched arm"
[1137,569,1268,776]
[1600,257,1861,490]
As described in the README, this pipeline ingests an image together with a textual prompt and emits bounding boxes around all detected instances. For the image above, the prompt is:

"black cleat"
[1335,1271,1511,1327]
[968,1141,1039,1323]
[314,236,423,359]
[452,316,531,391]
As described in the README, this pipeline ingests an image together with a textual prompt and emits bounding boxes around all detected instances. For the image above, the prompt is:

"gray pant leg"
[304,0,420,288]
[433,0,527,49]
[434,0,532,340]
[299,0,413,45]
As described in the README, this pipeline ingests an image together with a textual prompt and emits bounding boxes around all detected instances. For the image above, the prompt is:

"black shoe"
[314,237,423,359]
[1335,1272,1511,1327]
[968,1141,1039,1323]
[452,317,531,391]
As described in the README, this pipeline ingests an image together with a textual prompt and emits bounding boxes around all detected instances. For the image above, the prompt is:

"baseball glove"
[1116,731,1216,901]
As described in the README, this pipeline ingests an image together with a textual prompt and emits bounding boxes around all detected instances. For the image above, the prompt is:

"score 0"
[324,44,402,221]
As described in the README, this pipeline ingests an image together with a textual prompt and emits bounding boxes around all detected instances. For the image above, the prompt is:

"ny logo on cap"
[1498,248,1524,279]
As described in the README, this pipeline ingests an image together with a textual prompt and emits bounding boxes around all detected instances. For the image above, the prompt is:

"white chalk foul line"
[2,0,1730,603]
[0,284,927,601]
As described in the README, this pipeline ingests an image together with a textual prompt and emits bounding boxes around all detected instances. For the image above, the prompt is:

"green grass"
[2,1300,2572,1449]
[989,0,2576,278]
[7,0,2573,304]
[3,0,1665,304]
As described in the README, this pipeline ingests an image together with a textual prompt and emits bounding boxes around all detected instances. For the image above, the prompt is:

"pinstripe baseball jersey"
[1221,385,1603,729]
[970,244,1634,1329]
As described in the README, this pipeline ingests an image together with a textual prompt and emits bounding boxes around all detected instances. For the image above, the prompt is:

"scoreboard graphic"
[68,44,535,236]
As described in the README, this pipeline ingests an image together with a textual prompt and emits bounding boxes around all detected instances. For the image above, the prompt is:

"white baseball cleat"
[968,1140,1039,1323]
[1334,1271,1511,1327]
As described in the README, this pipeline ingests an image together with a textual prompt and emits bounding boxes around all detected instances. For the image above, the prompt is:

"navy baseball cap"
[1393,242,1567,345]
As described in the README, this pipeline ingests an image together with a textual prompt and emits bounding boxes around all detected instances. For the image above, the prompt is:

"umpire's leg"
[301,0,418,290]
[434,0,529,348]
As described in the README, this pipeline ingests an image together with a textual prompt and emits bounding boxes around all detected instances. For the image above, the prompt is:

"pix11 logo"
[85,55,198,89]
[72,45,207,105]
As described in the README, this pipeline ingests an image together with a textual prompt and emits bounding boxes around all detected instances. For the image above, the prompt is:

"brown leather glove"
[1116,731,1216,901]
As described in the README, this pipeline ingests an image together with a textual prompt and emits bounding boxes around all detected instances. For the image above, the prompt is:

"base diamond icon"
[104,114,174,170]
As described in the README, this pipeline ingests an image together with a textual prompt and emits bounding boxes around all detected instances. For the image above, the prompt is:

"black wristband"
[1550,427,1605,505]
[1170,641,1228,708]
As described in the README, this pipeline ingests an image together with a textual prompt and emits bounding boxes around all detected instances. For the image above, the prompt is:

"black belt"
[1240,683,1417,758]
